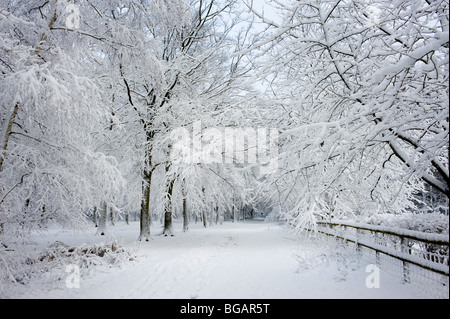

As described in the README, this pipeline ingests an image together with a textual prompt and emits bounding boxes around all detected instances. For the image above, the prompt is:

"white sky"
[240,0,283,25]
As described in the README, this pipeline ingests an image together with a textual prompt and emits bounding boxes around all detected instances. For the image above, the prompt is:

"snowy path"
[8,220,431,299]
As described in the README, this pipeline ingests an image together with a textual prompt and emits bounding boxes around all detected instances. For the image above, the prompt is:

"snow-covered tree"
[107,0,260,239]
[247,0,449,230]
[0,0,126,283]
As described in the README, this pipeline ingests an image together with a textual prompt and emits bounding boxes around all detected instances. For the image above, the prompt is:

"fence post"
[401,237,410,283]
[376,250,380,266]
[356,228,361,253]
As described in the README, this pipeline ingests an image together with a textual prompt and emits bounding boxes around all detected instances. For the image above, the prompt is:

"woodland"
[0,0,448,291]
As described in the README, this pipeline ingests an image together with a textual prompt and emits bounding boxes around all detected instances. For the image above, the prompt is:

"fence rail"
[311,220,449,298]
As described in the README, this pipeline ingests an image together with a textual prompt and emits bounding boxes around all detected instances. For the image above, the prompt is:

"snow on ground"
[6,219,431,299]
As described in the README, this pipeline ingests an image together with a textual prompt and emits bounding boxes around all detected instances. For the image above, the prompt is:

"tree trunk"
[163,178,175,236]
[202,210,207,228]
[215,206,220,224]
[110,206,115,226]
[182,183,188,232]
[138,178,151,241]
[93,206,98,227]
[201,186,207,227]
[210,203,217,226]
[97,202,108,236]
[0,103,19,173]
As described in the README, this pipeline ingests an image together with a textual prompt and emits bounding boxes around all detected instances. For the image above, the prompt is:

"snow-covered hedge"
[362,212,449,235]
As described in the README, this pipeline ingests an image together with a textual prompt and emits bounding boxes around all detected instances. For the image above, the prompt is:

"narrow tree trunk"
[209,203,214,226]
[163,178,175,236]
[182,183,188,232]
[215,206,220,224]
[210,203,216,226]
[93,206,98,227]
[201,186,207,227]
[97,202,108,236]
[0,103,19,173]
[202,210,207,228]
[110,206,115,226]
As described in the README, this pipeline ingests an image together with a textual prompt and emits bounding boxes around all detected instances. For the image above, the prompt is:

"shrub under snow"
[0,238,136,294]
